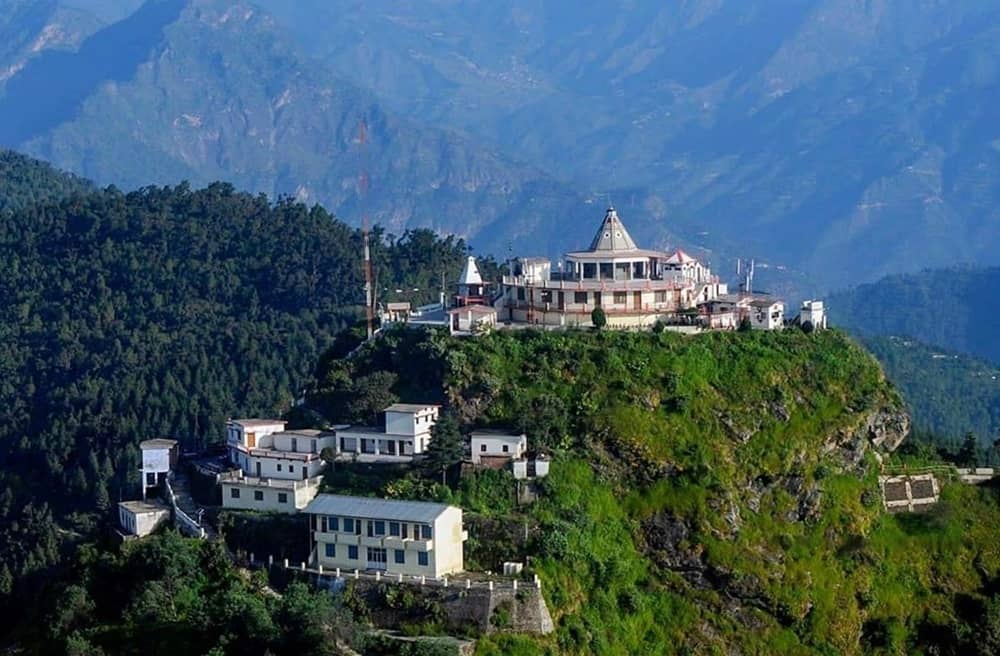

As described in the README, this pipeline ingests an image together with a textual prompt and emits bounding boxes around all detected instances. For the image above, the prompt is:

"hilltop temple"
[499,207,727,328]
[379,206,799,333]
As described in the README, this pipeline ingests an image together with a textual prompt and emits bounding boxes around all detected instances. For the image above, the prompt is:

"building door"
[247,432,256,448]
[634,291,642,310]
[594,291,602,307]
[255,462,261,477]
[302,467,308,480]
[367,547,387,571]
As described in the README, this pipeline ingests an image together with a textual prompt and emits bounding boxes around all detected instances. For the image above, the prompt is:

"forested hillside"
[0,147,90,212]
[863,336,1000,449]
[297,327,1000,654]
[829,266,1000,363]
[0,178,470,629]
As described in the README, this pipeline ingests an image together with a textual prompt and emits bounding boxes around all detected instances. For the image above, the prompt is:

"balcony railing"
[502,275,718,292]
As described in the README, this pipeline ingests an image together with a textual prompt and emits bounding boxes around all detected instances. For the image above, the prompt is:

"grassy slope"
[339,328,1000,654]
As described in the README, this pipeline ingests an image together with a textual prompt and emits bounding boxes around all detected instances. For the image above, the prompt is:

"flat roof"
[385,403,440,413]
[448,304,497,315]
[471,430,526,443]
[304,494,457,523]
[140,438,178,449]
[229,419,287,428]
[119,500,170,514]
[337,426,386,435]
[274,429,336,438]
[222,476,308,489]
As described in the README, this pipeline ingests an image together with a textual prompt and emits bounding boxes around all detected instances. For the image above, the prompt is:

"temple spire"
[588,206,639,252]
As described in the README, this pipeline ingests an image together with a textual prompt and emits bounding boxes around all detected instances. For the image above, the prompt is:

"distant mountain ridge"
[261,0,1000,290]
[2,0,999,292]
[0,0,614,260]
[829,266,1000,364]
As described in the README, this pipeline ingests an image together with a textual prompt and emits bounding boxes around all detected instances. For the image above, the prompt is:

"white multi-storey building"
[140,439,178,499]
[335,404,440,461]
[799,300,828,330]
[749,298,786,331]
[305,494,467,578]
[223,420,339,512]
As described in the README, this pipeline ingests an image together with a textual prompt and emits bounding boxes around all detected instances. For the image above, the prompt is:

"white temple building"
[500,207,727,328]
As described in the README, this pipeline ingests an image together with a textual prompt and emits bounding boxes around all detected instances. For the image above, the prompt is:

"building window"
[230,488,240,499]
[325,543,335,558]
[343,518,354,534]
[614,291,627,304]
[374,521,385,536]
[502,445,509,453]
[329,516,340,532]
[394,549,405,564]
[289,465,295,473]
[254,490,264,501]
[517,287,525,301]
[418,552,429,567]
[574,291,587,304]
[402,523,409,539]
[291,438,298,451]
[277,463,282,472]
[348,545,358,560]
[389,522,400,537]
[320,516,327,532]
[146,472,156,486]
[278,492,288,504]
[480,444,487,452]
[420,525,433,540]
[367,548,387,567]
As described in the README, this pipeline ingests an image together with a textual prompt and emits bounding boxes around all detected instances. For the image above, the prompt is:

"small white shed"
[118,500,170,538]
[470,430,527,464]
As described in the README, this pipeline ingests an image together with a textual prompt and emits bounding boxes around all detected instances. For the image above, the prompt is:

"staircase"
[164,469,214,540]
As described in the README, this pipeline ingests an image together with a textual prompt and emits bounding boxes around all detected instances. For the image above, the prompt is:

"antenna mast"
[358,119,375,339]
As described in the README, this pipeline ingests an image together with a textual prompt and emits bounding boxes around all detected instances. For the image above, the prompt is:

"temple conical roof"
[458,256,483,285]
[588,207,639,252]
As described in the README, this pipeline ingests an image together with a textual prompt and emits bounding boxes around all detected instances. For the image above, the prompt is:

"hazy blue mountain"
[0,0,618,258]
[2,0,999,292]
[261,0,1000,291]
[829,266,1000,364]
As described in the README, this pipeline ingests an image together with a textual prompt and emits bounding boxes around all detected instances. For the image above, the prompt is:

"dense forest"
[0,147,92,213]
[829,267,1000,364]
[35,532,355,655]
[0,175,474,638]
[863,336,1000,451]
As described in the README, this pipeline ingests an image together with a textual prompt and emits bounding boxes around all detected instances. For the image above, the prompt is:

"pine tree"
[423,410,464,485]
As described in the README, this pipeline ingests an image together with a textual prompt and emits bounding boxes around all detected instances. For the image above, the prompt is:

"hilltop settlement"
[385,206,826,334]
[113,206,838,645]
